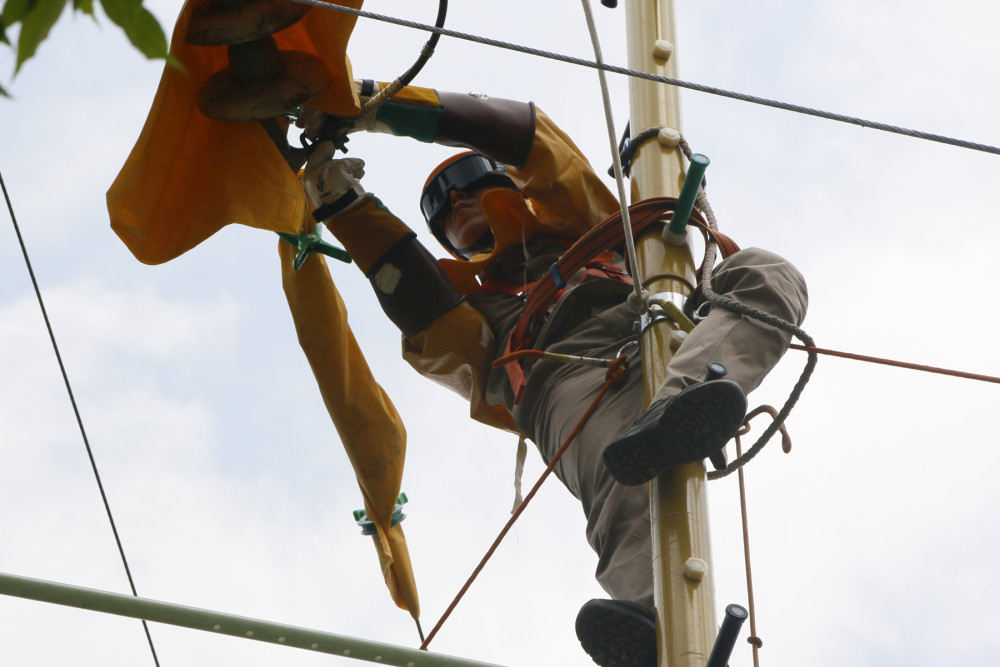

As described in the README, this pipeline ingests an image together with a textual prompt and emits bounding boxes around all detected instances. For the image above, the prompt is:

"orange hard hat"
[420,151,516,259]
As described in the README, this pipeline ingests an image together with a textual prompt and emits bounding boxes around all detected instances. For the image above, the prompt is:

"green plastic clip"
[277,223,352,270]
[353,493,408,536]
[668,153,710,236]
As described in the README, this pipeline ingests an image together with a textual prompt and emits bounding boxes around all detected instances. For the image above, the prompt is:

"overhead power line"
[291,0,1000,157]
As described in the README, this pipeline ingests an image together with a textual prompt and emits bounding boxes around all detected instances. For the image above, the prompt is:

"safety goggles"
[420,153,512,226]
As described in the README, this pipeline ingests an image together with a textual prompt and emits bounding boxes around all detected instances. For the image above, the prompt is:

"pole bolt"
[657,127,681,148]
[682,557,709,582]
[652,39,674,61]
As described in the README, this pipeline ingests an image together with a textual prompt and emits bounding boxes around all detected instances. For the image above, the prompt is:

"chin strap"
[453,230,495,260]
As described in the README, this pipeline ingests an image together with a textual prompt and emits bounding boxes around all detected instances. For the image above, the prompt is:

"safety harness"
[477,250,629,296]
[498,197,741,403]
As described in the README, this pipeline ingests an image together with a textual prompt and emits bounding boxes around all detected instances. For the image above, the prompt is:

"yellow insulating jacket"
[108,0,363,265]
[325,108,619,433]
[279,238,418,617]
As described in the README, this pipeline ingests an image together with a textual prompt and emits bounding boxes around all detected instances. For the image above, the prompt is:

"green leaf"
[15,0,67,73]
[72,0,93,16]
[2,0,38,26]
[0,80,9,97]
[99,0,166,59]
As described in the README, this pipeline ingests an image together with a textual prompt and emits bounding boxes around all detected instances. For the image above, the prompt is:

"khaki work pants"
[522,248,808,609]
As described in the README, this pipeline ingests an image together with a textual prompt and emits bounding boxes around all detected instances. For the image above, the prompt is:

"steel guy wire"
[290,0,1000,157]
[0,167,161,667]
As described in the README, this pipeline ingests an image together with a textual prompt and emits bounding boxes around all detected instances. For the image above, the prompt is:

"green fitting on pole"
[667,153,710,236]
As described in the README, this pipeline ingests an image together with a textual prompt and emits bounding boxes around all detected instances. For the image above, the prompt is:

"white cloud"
[3,1,1000,666]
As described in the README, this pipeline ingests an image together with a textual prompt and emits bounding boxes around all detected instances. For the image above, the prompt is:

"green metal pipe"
[667,153,709,235]
[0,571,505,667]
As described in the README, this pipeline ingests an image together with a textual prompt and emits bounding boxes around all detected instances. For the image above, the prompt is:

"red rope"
[422,343,996,648]
[492,349,548,366]
[420,356,630,650]
[791,344,1000,384]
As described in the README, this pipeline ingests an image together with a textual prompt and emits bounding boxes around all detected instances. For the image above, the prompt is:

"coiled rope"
[576,0,810,482]
[574,0,818,483]
[670,137,818,481]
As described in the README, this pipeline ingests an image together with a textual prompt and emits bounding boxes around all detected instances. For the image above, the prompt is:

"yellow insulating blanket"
[107,0,420,617]
[280,239,419,617]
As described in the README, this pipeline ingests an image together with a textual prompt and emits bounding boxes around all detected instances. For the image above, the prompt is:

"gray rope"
[579,0,645,303]
[291,0,1000,157]
[670,140,818,480]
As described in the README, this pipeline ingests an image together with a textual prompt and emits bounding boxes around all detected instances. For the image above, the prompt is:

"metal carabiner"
[691,300,712,323]
[617,339,640,365]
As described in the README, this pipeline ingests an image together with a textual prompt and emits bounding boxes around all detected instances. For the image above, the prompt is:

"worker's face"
[442,185,494,253]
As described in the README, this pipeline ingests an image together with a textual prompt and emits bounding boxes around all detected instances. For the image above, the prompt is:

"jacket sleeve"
[324,89,614,434]
[402,306,520,433]
[505,108,620,238]
[323,196,520,434]
[364,84,617,237]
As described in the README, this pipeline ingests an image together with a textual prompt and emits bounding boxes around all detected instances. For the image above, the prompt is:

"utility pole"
[623,1,718,665]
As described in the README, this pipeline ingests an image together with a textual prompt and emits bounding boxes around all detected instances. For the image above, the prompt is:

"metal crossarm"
[0,572,505,667]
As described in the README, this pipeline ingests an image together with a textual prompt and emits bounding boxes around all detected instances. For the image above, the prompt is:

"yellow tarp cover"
[107,0,363,265]
[107,0,420,616]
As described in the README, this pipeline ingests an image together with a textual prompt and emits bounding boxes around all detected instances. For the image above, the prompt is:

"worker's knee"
[710,247,808,325]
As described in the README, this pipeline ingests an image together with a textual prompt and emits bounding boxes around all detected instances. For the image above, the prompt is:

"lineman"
[298,84,807,667]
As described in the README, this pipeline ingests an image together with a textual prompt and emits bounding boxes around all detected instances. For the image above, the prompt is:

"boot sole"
[576,599,656,667]
[603,380,746,486]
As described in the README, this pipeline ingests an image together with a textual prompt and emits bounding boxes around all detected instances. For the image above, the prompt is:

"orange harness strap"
[494,251,631,402]
[503,197,740,403]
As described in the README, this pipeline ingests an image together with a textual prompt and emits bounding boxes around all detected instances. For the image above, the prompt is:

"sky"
[2,0,1000,665]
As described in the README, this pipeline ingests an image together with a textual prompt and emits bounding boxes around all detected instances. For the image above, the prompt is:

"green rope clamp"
[668,153,710,236]
[353,493,408,536]
[277,223,352,270]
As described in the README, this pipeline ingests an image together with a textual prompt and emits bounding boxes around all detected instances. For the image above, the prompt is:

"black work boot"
[602,378,747,486]
[576,599,656,667]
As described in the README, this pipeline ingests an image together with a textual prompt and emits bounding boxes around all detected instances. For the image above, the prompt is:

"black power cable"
[273,0,448,167]
[312,0,448,154]
[396,0,448,90]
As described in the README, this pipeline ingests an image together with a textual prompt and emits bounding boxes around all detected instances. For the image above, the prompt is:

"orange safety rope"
[733,409,785,667]
[791,344,1000,384]
[420,355,631,650]
[735,436,761,667]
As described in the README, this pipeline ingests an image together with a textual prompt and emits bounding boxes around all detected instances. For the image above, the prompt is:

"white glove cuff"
[312,184,367,221]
